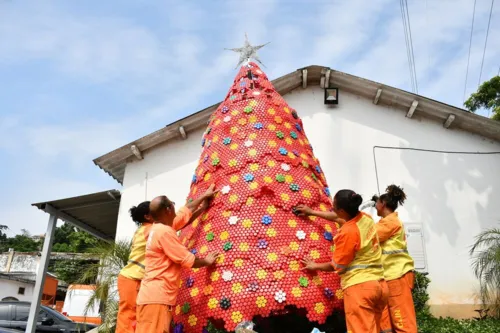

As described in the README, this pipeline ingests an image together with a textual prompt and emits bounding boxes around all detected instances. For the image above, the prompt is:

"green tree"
[0,233,41,252]
[465,76,500,121]
[78,240,132,333]
[470,227,500,318]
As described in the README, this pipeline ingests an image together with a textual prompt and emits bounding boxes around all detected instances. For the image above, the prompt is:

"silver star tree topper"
[225,33,270,68]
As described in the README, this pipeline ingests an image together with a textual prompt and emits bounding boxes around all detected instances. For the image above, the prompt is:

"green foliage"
[50,259,93,285]
[414,270,500,332]
[0,233,41,252]
[53,223,100,253]
[0,222,99,254]
[413,271,431,315]
[417,312,500,333]
[469,227,500,318]
[464,76,500,121]
[76,240,132,333]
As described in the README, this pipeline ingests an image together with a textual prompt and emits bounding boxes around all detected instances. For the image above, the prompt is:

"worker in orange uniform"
[116,196,211,333]
[136,185,219,333]
[373,185,417,333]
[297,189,388,333]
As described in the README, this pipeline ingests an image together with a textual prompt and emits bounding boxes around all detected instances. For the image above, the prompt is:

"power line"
[404,0,418,93]
[478,0,495,87]
[463,0,477,104]
[400,0,418,94]
[400,0,414,92]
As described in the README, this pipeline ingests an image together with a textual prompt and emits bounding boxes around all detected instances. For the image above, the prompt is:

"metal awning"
[32,189,121,241]
[27,190,121,332]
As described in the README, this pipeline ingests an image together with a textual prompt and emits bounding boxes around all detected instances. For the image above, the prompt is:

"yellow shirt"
[120,206,192,280]
[375,212,414,281]
[332,212,384,289]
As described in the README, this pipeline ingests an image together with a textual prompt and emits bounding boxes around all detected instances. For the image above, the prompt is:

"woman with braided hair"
[374,185,417,333]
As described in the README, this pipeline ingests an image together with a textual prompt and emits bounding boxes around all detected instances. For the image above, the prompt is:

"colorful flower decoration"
[324,232,333,241]
[222,271,234,282]
[201,138,206,147]
[175,62,342,332]
[182,302,191,314]
[256,296,267,308]
[248,282,259,292]
[257,239,268,249]
[324,187,331,197]
[296,230,306,240]
[190,249,197,255]
[299,276,309,288]
[223,242,233,251]
[244,173,254,182]
[315,165,322,173]
[173,323,184,333]
[262,215,272,225]
[220,297,231,310]
[274,290,286,303]
[228,216,239,225]
[324,288,334,299]
[221,185,231,194]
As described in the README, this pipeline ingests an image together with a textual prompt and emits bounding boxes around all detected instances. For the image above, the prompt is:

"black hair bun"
[386,185,407,205]
[352,193,363,206]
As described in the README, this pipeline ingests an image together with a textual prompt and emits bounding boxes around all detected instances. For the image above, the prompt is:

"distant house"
[0,272,58,305]
[91,65,499,318]
[0,250,97,306]
[31,234,45,242]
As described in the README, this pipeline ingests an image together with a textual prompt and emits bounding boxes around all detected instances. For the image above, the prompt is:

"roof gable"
[94,65,500,184]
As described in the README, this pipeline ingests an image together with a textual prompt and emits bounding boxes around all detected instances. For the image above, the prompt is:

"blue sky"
[0,0,499,236]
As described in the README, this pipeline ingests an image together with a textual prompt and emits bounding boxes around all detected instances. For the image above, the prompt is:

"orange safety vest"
[379,213,414,281]
[336,213,384,289]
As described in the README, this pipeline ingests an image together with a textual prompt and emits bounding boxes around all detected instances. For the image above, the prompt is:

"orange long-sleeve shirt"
[120,206,193,280]
[137,207,194,306]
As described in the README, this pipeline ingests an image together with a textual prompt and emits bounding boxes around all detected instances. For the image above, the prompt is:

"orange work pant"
[380,271,417,333]
[116,274,141,333]
[344,279,389,333]
[136,304,173,333]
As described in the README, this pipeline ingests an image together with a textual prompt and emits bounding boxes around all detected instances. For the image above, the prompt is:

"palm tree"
[77,239,132,333]
[470,227,500,318]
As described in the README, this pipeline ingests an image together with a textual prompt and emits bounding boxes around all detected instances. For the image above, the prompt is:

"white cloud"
[1,0,499,235]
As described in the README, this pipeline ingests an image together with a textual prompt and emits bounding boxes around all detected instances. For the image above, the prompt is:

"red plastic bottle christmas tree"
[174,60,343,332]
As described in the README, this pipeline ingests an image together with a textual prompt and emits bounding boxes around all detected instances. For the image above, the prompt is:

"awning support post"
[26,213,58,333]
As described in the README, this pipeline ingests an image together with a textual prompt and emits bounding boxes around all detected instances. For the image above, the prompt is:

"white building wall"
[116,86,500,317]
[0,279,34,302]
